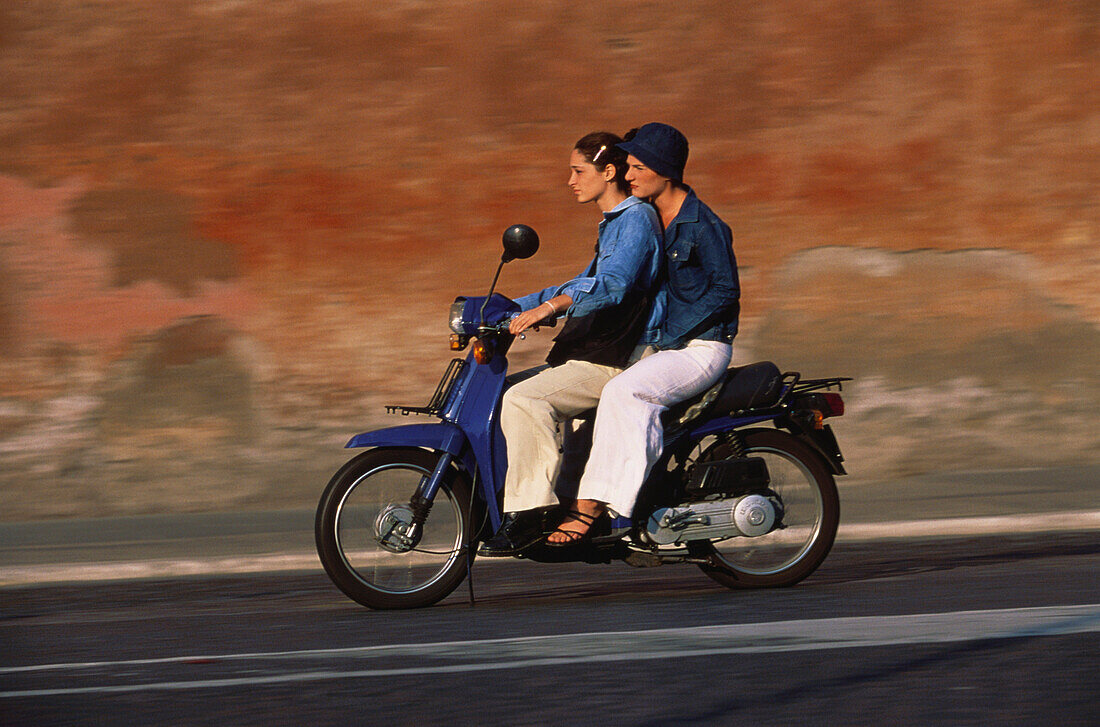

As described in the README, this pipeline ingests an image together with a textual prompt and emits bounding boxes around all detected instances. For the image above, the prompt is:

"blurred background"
[0,0,1096,521]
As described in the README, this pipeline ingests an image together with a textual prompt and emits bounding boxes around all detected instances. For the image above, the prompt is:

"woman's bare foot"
[546,499,605,545]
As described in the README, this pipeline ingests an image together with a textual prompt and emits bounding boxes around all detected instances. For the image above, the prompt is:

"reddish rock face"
[0,2,1096,518]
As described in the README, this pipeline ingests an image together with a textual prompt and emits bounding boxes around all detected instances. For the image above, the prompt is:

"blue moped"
[315,225,849,609]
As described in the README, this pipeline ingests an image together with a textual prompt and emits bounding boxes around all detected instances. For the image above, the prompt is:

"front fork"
[378,452,456,552]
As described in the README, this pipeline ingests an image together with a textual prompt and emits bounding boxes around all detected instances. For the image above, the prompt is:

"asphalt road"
[2,532,1098,726]
[1,465,1098,725]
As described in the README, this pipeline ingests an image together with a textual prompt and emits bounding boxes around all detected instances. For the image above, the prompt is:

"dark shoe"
[477,511,543,557]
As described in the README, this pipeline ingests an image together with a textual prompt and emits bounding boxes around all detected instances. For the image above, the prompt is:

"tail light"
[819,393,844,417]
[795,392,845,429]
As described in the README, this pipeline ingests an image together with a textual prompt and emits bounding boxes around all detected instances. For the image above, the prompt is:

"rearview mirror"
[501,224,539,262]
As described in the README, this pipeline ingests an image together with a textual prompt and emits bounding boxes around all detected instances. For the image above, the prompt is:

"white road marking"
[1,510,1097,586]
[2,604,1097,698]
[0,553,324,586]
[835,510,1100,541]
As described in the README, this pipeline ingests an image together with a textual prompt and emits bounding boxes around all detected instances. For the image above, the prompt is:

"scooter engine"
[643,493,783,546]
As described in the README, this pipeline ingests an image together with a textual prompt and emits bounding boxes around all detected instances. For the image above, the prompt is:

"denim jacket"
[514,196,664,344]
[656,188,740,349]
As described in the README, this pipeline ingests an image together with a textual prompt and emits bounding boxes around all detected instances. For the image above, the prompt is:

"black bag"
[546,290,650,368]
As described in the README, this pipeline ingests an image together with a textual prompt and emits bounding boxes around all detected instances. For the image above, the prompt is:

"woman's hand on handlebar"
[509,295,571,335]
[509,302,554,335]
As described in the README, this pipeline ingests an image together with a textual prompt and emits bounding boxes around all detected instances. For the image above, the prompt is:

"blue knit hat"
[616,123,689,182]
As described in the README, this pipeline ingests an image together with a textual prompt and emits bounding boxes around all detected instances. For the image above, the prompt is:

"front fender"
[346,422,467,455]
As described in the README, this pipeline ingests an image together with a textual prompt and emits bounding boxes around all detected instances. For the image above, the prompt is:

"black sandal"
[546,510,600,547]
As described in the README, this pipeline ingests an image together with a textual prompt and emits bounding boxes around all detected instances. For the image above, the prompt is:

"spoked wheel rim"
[332,461,465,595]
[705,443,825,576]
[686,428,839,589]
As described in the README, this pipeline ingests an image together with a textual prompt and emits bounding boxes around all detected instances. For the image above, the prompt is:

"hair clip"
[591,145,607,163]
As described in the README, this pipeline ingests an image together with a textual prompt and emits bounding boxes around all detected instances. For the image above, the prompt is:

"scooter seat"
[710,360,784,413]
[664,361,783,429]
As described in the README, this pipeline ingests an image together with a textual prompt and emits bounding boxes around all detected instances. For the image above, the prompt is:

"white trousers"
[500,360,622,512]
[577,340,732,517]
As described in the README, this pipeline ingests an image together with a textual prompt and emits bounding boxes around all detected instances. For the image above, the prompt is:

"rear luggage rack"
[789,376,852,395]
[386,358,467,416]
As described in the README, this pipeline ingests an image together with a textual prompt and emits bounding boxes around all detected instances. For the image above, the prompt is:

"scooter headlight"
[449,298,468,334]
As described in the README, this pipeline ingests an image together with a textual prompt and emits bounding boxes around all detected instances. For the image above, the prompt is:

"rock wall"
[0,1,1096,519]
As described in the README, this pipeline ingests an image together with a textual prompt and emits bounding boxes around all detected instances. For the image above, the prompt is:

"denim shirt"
[514,196,664,344]
[656,188,740,349]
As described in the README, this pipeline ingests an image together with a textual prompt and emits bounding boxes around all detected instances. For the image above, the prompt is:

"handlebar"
[476,321,511,335]
[477,314,558,336]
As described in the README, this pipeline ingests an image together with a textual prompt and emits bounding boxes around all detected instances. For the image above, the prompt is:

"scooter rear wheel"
[315,448,474,609]
[691,428,839,589]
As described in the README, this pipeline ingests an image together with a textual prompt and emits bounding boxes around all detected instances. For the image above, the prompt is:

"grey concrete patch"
[750,247,1100,480]
[69,189,239,296]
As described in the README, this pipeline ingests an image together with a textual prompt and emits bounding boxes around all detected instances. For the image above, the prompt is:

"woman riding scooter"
[478,130,663,555]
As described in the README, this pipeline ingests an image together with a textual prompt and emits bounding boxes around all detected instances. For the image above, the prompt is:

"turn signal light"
[449,334,469,351]
[472,339,493,364]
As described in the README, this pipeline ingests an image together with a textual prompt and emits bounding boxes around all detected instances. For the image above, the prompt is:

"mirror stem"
[479,259,507,327]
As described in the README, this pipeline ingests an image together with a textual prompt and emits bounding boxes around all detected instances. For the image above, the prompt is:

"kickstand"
[465,485,477,607]
[465,543,477,607]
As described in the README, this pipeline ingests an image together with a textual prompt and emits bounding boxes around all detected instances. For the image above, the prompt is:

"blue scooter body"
[343,293,847,537]
[344,295,516,531]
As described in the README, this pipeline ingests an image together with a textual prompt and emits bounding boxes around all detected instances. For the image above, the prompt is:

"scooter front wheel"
[315,448,474,609]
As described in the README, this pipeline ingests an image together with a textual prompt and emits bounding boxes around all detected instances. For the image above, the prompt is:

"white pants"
[500,360,622,512]
[577,339,732,517]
